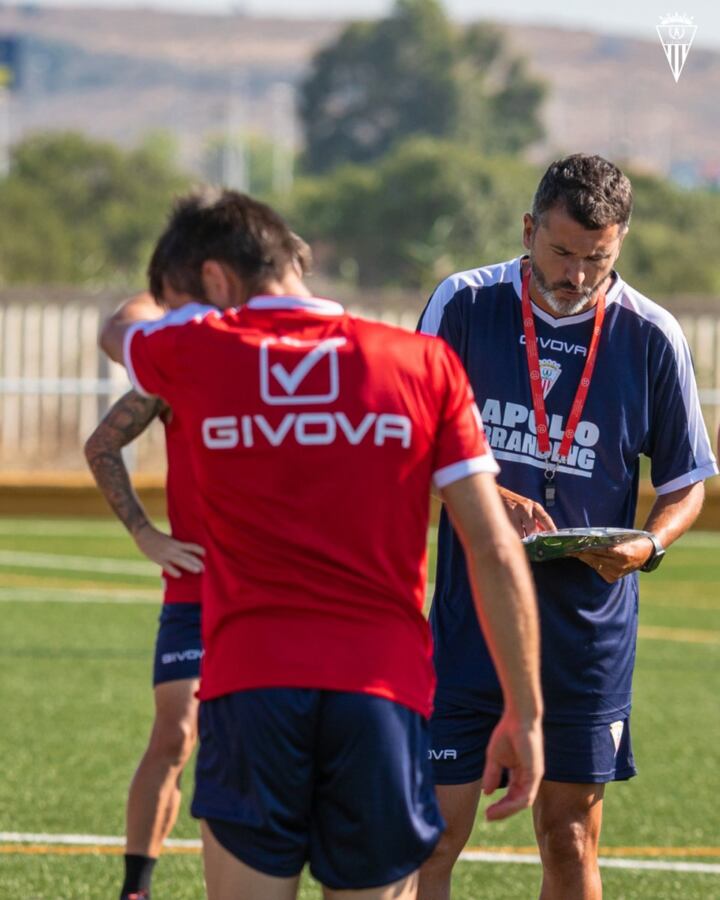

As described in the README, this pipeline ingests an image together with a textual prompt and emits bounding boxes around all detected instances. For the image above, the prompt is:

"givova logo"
[202,413,413,449]
[161,649,203,665]
[260,337,346,405]
[204,333,414,450]
[429,749,458,760]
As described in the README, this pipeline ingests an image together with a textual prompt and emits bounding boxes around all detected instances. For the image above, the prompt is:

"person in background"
[87,192,313,900]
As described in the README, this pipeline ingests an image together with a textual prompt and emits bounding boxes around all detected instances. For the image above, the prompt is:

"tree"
[288,139,720,296]
[0,131,190,285]
[299,0,546,173]
[290,137,538,289]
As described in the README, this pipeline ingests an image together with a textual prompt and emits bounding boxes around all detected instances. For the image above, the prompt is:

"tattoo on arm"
[84,391,166,536]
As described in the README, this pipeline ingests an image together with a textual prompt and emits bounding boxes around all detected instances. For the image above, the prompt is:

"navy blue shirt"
[419,256,717,724]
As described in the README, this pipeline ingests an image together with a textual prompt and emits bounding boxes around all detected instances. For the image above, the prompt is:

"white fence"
[0,302,719,473]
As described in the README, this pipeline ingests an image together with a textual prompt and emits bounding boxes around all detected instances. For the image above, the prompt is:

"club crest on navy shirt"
[540,359,562,399]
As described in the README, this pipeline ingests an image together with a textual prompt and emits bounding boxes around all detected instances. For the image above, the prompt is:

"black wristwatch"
[640,533,665,572]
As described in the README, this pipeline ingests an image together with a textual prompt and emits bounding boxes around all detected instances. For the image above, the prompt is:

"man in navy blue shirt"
[417,154,718,900]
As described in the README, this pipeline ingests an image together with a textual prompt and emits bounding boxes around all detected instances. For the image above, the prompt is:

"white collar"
[246,295,345,316]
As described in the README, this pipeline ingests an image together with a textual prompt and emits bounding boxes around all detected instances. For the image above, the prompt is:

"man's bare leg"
[533,781,605,900]
[324,871,419,900]
[417,781,483,900]
[126,678,199,856]
[201,820,301,900]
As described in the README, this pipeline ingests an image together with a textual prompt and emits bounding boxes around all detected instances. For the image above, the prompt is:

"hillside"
[0,5,718,178]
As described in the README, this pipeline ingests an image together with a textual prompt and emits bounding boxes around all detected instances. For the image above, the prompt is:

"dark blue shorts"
[152,602,203,686]
[430,698,636,785]
[191,688,444,889]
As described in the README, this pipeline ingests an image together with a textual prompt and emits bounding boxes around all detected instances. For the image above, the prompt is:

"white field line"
[0,549,158,577]
[0,832,198,848]
[460,850,720,874]
[0,586,158,605]
[1,833,719,873]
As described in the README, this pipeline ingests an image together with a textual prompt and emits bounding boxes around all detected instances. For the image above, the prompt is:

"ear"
[522,213,535,251]
[201,260,233,308]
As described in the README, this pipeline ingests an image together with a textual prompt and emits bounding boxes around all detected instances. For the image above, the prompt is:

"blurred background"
[0,0,719,485]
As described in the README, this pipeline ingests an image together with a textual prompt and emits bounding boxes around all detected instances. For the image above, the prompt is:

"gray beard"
[530,258,597,316]
[536,284,593,316]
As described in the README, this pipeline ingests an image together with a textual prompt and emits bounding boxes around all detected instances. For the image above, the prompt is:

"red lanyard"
[521,267,605,466]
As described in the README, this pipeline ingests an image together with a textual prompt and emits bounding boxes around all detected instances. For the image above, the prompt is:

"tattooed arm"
[84,390,205,578]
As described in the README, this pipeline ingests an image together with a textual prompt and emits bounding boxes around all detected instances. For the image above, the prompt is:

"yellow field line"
[4,843,720,859]
[0,572,157,593]
[638,625,720,645]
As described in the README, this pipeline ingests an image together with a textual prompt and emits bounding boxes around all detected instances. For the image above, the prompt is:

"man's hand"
[481,712,544,821]
[499,486,557,537]
[134,523,206,578]
[574,537,654,583]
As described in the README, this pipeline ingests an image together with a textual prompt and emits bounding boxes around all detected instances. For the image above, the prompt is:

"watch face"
[642,548,665,572]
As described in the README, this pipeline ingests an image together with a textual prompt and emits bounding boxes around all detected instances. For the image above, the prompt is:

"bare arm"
[434,484,556,536]
[99,292,163,364]
[576,481,705,583]
[84,390,205,577]
[442,472,544,821]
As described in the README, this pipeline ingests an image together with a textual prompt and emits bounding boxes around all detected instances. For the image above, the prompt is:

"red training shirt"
[162,411,204,604]
[125,296,498,717]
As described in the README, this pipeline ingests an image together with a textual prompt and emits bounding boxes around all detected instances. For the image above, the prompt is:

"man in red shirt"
[87,197,315,900]
[101,191,543,900]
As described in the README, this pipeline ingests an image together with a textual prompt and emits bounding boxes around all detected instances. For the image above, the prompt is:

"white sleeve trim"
[121,303,217,397]
[123,322,152,397]
[655,463,719,496]
[433,455,500,489]
[617,290,716,478]
[418,259,520,337]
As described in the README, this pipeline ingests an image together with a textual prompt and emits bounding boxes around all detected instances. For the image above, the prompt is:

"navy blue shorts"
[430,698,636,785]
[191,688,444,889]
[152,603,203,686]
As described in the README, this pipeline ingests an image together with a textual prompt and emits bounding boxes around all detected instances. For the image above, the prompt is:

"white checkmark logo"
[260,337,347,405]
[270,338,346,395]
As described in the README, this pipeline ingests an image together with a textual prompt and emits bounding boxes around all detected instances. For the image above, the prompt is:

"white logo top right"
[657,13,697,83]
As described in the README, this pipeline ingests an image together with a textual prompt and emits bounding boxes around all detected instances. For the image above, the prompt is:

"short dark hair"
[147,189,312,302]
[532,154,633,230]
[147,190,218,302]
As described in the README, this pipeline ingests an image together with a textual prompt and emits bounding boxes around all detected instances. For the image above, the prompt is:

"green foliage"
[289,139,720,296]
[202,132,295,199]
[455,26,545,155]
[0,131,190,286]
[621,174,720,296]
[299,0,546,174]
[291,137,537,289]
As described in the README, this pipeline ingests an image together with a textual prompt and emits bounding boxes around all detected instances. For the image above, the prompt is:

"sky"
[5,0,720,48]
